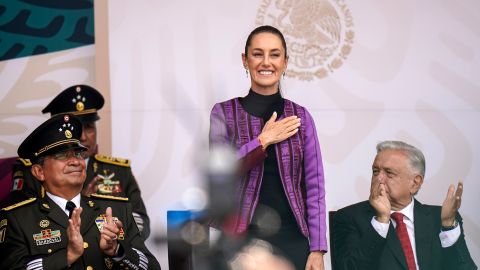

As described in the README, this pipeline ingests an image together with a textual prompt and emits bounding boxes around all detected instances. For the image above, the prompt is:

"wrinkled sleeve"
[332,208,389,270]
[440,213,477,270]
[115,202,161,270]
[303,109,328,252]
[123,167,150,240]
[209,103,266,173]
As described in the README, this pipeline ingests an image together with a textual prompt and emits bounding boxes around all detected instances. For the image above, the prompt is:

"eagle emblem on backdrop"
[255,0,354,80]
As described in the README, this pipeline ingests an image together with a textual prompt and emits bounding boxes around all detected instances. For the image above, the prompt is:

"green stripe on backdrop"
[0,0,94,61]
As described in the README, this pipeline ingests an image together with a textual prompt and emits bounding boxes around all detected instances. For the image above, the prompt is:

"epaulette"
[1,197,36,211]
[94,154,131,167]
[16,158,32,166]
[91,194,129,201]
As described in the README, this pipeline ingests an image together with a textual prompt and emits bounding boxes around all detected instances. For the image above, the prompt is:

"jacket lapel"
[80,196,101,235]
[364,204,408,269]
[413,199,434,269]
[386,223,408,269]
[39,196,69,229]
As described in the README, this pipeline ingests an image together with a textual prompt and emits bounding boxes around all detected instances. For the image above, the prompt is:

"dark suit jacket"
[0,194,160,270]
[332,200,477,270]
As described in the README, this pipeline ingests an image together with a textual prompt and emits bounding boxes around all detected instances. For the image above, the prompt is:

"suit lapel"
[364,203,408,269]
[413,199,433,269]
[386,220,409,269]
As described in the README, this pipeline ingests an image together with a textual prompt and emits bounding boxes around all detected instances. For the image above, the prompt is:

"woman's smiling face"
[242,32,288,95]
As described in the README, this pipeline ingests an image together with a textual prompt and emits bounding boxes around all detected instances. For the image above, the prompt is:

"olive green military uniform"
[9,155,151,240]
[0,194,160,270]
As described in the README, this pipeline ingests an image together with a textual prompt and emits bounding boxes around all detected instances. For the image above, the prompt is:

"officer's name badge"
[95,215,125,240]
[33,229,61,246]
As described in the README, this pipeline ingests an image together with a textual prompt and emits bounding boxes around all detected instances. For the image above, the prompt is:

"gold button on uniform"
[48,249,52,253]
[86,266,93,270]
[83,242,89,248]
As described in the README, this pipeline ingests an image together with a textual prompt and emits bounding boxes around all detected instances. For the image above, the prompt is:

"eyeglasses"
[49,150,88,161]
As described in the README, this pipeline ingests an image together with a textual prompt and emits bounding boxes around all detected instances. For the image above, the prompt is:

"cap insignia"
[72,94,87,112]
[76,101,85,111]
[65,130,72,138]
[59,122,74,139]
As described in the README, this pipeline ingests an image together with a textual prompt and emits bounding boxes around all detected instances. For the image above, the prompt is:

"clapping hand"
[100,207,123,256]
[441,182,463,227]
[67,207,84,265]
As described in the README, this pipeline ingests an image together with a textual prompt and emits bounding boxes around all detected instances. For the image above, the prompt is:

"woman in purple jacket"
[209,25,327,270]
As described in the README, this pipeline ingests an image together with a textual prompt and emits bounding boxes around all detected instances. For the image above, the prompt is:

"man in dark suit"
[10,85,151,239]
[0,114,160,269]
[332,140,477,270]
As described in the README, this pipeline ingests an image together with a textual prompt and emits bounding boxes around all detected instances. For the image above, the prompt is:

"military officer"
[0,114,161,269]
[10,85,150,239]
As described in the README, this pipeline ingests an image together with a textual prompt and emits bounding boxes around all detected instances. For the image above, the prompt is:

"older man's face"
[33,150,86,197]
[371,149,421,210]
[80,121,97,158]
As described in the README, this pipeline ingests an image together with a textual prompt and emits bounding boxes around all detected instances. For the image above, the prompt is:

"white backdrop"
[106,0,480,268]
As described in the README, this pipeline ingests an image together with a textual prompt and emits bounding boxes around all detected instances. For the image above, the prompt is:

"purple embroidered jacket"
[209,98,327,252]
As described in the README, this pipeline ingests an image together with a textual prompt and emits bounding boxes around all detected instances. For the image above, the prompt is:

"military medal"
[39,220,50,228]
[33,229,61,246]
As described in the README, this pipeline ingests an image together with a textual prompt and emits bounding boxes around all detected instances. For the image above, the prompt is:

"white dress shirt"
[46,192,81,217]
[371,198,461,270]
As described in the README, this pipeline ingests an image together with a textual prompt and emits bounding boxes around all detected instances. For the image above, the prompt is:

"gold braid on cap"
[35,139,80,156]
[71,108,97,115]
[51,108,97,118]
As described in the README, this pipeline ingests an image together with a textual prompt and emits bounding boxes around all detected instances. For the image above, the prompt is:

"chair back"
[329,210,337,270]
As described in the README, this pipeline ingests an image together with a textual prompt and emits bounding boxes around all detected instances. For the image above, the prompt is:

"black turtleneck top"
[239,90,297,231]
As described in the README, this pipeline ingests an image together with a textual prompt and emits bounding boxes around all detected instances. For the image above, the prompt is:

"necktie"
[66,201,76,219]
[391,212,417,270]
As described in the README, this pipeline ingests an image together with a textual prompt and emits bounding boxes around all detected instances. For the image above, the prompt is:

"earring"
[246,69,249,78]
[283,71,286,79]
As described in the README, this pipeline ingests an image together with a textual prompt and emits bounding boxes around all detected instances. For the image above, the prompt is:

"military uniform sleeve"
[113,202,160,270]
[0,211,30,269]
[123,168,151,240]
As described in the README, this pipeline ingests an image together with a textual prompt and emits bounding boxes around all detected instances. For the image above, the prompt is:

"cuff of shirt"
[371,216,390,238]
[112,243,126,262]
[439,226,461,248]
